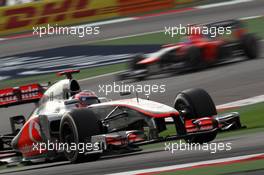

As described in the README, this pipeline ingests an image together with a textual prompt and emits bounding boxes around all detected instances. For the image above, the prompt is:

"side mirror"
[10,115,26,135]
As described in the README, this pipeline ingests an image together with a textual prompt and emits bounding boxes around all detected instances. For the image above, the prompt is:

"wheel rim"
[175,100,189,114]
[61,122,77,159]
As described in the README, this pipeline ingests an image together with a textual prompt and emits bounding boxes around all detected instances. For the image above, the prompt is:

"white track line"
[108,153,264,175]
[217,95,264,109]
[196,0,253,9]
[239,15,262,20]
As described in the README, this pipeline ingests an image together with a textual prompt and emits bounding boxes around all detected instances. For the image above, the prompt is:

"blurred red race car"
[118,19,259,80]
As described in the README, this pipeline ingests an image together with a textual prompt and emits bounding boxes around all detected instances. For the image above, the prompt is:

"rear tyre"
[60,109,102,163]
[174,88,218,143]
[240,33,259,59]
[185,46,202,69]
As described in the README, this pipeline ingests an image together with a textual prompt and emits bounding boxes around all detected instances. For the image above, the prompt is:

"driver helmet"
[188,26,203,42]
[72,90,100,107]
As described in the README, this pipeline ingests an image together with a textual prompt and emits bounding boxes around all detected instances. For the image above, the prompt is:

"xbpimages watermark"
[33,24,100,38]
[164,140,232,154]
[32,140,102,154]
[98,82,166,96]
[165,24,232,38]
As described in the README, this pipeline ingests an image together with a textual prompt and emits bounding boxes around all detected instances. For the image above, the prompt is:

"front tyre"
[60,109,102,163]
[174,88,218,143]
[241,33,259,59]
[174,88,217,119]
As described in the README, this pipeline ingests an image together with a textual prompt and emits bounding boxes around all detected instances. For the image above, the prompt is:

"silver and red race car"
[0,70,243,163]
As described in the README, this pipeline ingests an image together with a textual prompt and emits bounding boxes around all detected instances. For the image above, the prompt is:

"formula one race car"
[0,70,242,164]
[118,19,259,80]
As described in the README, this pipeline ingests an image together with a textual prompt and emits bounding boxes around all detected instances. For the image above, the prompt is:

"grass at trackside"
[0,63,126,89]
[217,103,264,138]
[245,16,264,38]
[155,158,264,175]
[88,17,264,45]
[142,103,264,150]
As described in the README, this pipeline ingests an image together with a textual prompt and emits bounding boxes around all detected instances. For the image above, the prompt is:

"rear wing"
[57,69,80,79]
[0,84,44,108]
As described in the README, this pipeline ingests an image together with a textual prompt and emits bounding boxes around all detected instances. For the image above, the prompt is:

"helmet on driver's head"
[73,90,100,107]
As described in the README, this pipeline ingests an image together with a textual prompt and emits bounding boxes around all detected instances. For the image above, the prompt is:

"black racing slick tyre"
[174,88,217,119]
[174,88,218,143]
[60,109,102,163]
[0,139,3,150]
[185,46,202,68]
[241,33,259,59]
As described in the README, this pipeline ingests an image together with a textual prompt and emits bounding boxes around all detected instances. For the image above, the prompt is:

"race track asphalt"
[1,131,264,175]
[0,0,264,174]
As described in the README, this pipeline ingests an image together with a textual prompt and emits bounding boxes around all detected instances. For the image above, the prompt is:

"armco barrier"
[0,0,175,36]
